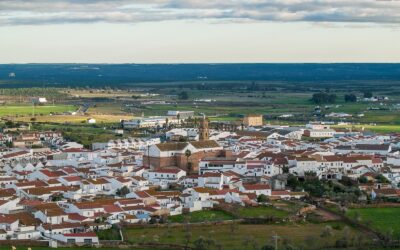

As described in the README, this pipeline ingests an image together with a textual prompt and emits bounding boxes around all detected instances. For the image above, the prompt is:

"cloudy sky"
[1,0,400,63]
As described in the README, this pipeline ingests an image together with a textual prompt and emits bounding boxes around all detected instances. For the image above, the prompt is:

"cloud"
[0,0,400,25]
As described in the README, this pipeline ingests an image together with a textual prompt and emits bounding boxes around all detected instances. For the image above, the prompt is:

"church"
[143,116,231,173]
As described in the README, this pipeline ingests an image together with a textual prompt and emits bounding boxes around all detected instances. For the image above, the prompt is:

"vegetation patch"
[236,206,289,219]
[96,228,121,240]
[347,207,400,237]
[123,222,367,249]
[168,210,235,223]
[0,105,76,116]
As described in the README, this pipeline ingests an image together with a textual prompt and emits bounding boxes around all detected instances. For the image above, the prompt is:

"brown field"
[63,89,137,98]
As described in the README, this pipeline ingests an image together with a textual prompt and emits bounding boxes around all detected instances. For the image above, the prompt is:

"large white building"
[123,117,180,129]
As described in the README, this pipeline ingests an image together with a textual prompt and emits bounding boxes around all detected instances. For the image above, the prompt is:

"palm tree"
[185,149,192,173]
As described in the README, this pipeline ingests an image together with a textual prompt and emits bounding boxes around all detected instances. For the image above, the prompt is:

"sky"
[1,0,400,63]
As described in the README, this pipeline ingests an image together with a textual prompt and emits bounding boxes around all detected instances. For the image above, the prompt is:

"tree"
[311,92,337,104]
[5,121,14,127]
[51,193,63,201]
[261,245,274,250]
[257,194,268,203]
[178,91,189,100]
[165,117,169,128]
[185,149,192,173]
[375,174,390,184]
[193,236,215,250]
[320,225,333,238]
[358,176,368,184]
[116,186,130,196]
[363,91,373,98]
[344,94,357,102]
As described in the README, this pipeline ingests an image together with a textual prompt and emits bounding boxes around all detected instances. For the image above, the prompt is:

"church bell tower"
[199,115,209,141]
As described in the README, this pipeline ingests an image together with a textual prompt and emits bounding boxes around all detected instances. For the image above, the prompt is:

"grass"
[96,228,121,241]
[236,206,289,219]
[169,210,235,223]
[347,207,400,237]
[334,124,400,133]
[31,123,135,148]
[13,114,134,124]
[123,222,365,249]
[0,105,76,116]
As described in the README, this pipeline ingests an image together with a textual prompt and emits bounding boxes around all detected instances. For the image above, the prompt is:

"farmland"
[123,222,367,249]
[236,206,289,219]
[169,210,235,223]
[13,114,134,124]
[347,207,400,237]
[0,105,76,116]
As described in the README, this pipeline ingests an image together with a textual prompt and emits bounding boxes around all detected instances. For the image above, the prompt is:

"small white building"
[87,118,96,124]
[53,232,99,245]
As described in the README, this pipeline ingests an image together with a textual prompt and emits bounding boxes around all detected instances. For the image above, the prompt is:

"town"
[1,110,400,249]
[2,0,400,248]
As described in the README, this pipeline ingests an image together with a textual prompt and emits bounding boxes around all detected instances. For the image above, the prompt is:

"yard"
[347,207,400,237]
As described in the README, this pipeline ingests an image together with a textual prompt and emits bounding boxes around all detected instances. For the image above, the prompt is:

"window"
[67,239,75,244]
[84,239,92,245]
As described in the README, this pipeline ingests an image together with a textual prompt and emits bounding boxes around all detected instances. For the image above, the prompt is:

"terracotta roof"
[0,188,16,198]
[190,140,220,149]
[103,205,124,213]
[153,168,183,174]
[201,172,222,178]
[62,176,82,182]
[63,232,97,237]
[156,142,188,151]
[193,187,212,193]
[0,214,18,224]
[243,184,271,190]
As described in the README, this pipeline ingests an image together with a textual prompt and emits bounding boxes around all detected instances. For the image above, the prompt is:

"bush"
[311,92,337,104]
[257,194,268,203]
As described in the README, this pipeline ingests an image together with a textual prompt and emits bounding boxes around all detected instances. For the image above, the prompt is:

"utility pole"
[32,101,35,117]
[272,232,280,250]
[147,145,150,168]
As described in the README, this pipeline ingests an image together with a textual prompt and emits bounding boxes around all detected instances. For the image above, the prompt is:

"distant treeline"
[1,63,400,88]
[0,88,68,99]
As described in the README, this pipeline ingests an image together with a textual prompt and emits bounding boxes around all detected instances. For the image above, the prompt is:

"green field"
[334,124,400,133]
[347,207,400,237]
[169,210,235,223]
[31,123,133,148]
[0,105,76,116]
[123,222,366,249]
[237,206,289,219]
